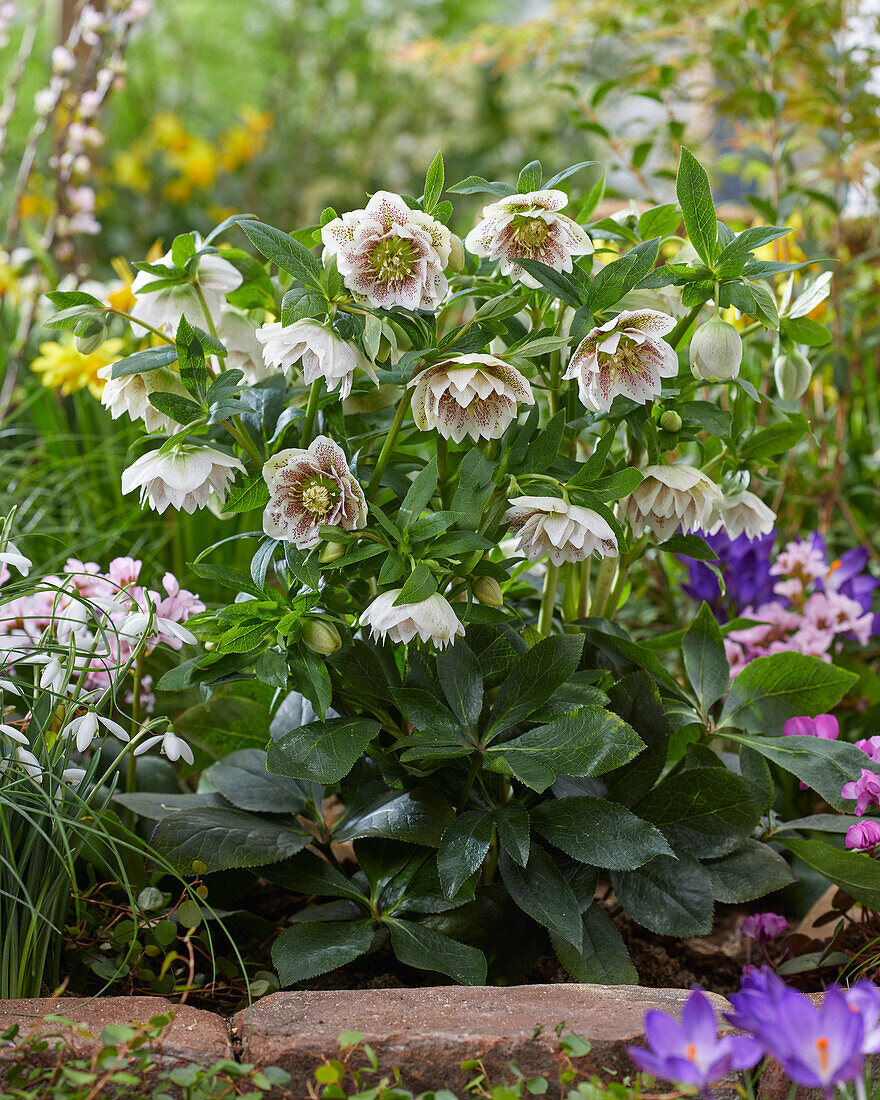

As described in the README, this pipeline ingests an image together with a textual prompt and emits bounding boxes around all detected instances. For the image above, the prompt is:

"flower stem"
[437,435,449,509]
[367,390,412,499]
[106,307,174,346]
[668,303,704,351]
[588,554,618,618]
[537,562,559,636]
[194,284,219,340]
[222,418,264,468]
[300,379,322,447]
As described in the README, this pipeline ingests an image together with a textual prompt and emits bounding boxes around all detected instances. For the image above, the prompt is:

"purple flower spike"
[741,913,789,943]
[628,989,762,1092]
[783,714,839,740]
[846,820,880,852]
[841,770,880,816]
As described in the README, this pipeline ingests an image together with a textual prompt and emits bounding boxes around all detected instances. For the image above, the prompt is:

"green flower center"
[371,235,419,286]
[300,477,338,516]
[511,215,550,250]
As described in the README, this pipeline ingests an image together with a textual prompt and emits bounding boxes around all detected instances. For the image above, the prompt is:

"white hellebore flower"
[217,308,269,383]
[322,191,451,311]
[63,711,130,752]
[563,310,679,413]
[256,319,377,399]
[706,490,776,541]
[689,318,743,382]
[624,464,723,541]
[97,364,188,433]
[409,354,534,443]
[505,496,618,566]
[0,540,32,576]
[130,235,242,335]
[361,589,465,650]
[133,729,194,765]
[262,436,367,550]
[465,189,593,287]
[121,445,245,514]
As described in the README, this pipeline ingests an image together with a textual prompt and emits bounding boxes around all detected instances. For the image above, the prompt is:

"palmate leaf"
[705,840,795,903]
[388,919,487,985]
[202,749,310,814]
[499,844,583,949]
[267,718,381,784]
[612,854,714,937]
[676,147,717,266]
[437,810,495,898]
[333,789,454,846]
[486,635,585,737]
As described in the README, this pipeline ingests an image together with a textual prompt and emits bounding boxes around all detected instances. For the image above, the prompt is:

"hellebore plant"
[40,149,880,989]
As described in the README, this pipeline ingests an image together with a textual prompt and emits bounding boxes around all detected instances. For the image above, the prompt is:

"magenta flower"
[782,714,839,739]
[846,820,880,852]
[741,913,788,943]
[855,737,880,765]
[841,769,880,816]
[628,989,762,1093]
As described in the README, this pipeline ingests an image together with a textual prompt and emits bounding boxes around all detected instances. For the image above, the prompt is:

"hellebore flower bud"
[659,409,682,433]
[473,576,504,608]
[302,620,342,656]
[318,541,346,564]
[74,315,107,355]
[689,319,743,381]
[773,349,812,400]
[448,233,466,273]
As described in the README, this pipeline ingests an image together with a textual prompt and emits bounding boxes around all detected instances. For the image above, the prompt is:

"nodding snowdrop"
[133,728,194,765]
[0,541,32,577]
[62,710,130,752]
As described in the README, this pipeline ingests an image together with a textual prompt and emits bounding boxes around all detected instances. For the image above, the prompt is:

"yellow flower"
[150,112,190,153]
[30,336,124,398]
[106,257,137,313]
[112,149,151,193]
[172,137,218,189]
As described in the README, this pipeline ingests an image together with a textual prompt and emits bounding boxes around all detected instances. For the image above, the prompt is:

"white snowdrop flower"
[563,310,679,413]
[409,354,534,443]
[130,236,242,336]
[322,191,451,311]
[121,445,245,514]
[119,610,197,647]
[0,742,42,780]
[624,464,723,541]
[505,496,618,566]
[31,655,70,696]
[63,711,130,752]
[256,319,377,399]
[133,729,194,765]
[361,590,465,650]
[0,723,28,746]
[465,189,593,287]
[96,364,189,433]
[51,46,76,73]
[262,436,367,550]
[0,541,32,576]
[706,490,776,541]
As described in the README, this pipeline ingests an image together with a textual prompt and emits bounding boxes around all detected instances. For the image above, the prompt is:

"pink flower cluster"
[839,736,880,852]
[724,538,874,676]
[0,555,202,711]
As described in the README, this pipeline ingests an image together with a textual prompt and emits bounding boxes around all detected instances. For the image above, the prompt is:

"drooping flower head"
[322,191,451,311]
[256,320,377,399]
[628,988,762,1092]
[121,445,244,514]
[262,436,367,550]
[706,491,776,542]
[741,913,788,943]
[97,363,189,433]
[130,236,242,335]
[410,354,534,443]
[361,590,464,650]
[505,496,618,567]
[464,189,593,288]
[624,464,722,542]
[563,310,678,413]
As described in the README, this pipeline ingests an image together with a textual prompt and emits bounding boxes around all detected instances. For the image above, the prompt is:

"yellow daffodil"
[30,335,124,398]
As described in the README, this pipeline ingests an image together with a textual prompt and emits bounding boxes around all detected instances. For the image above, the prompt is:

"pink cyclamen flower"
[855,737,880,765]
[846,820,880,852]
[409,354,534,443]
[741,913,789,943]
[563,309,678,412]
[783,714,839,740]
[841,769,880,816]
[321,191,451,311]
[464,189,593,288]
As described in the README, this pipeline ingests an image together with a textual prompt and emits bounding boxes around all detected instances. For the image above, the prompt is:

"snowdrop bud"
[689,319,743,382]
[75,316,107,355]
[659,409,682,433]
[474,576,504,608]
[448,233,465,272]
[773,349,812,400]
[302,620,342,656]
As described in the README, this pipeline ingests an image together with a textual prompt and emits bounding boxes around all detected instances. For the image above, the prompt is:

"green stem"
[367,391,412,499]
[126,651,144,800]
[459,753,481,810]
[300,379,322,447]
[537,563,559,636]
[193,284,219,340]
[437,435,449,509]
[106,307,174,346]
[667,302,704,351]
[223,417,264,468]
[588,554,618,618]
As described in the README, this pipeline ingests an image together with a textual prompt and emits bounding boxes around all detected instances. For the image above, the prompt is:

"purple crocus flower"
[767,987,865,1094]
[628,988,762,1093]
[741,913,788,943]
[843,982,880,1053]
[846,819,880,852]
[783,714,839,740]
[841,770,880,816]
[726,966,792,1035]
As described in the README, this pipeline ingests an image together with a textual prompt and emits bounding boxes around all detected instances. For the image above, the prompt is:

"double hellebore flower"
[361,590,465,650]
[256,319,377,399]
[624,464,722,542]
[409,354,534,443]
[262,436,367,551]
[464,189,593,288]
[628,989,762,1093]
[322,191,451,311]
[121,445,245,514]
[706,491,776,542]
[505,496,618,566]
[741,913,789,943]
[97,364,189,433]
[130,236,242,335]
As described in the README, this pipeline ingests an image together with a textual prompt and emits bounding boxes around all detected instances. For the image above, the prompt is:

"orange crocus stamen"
[815,1036,829,1073]
[686,1044,698,1063]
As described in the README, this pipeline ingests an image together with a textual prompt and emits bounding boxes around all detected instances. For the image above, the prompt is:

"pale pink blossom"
[409,354,534,443]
